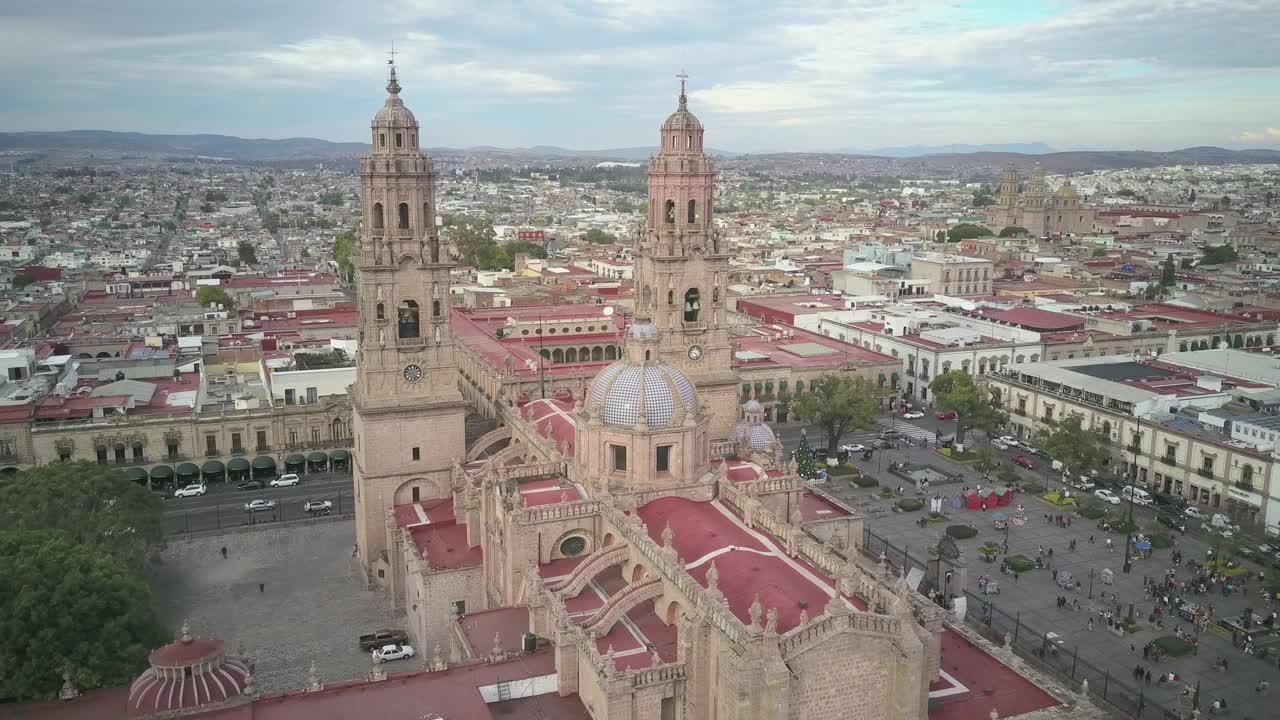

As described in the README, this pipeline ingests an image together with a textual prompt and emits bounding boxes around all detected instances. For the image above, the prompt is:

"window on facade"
[395,132,402,148]
[398,300,420,339]
[132,444,143,461]
[412,447,421,461]
[560,536,587,556]
[687,200,696,224]
[288,429,298,446]
[376,303,385,320]
[206,435,217,456]
[1243,465,1254,485]
[306,387,318,403]
[231,432,243,453]
[59,449,72,462]
[167,442,178,461]
[95,447,107,465]
[683,288,701,322]
[379,133,386,147]
[656,445,672,473]
[257,431,268,451]
[611,444,627,472]
[114,445,125,463]
[398,203,410,229]
[372,203,384,230]
[664,200,675,223]
[311,428,321,444]
[285,388,296,405]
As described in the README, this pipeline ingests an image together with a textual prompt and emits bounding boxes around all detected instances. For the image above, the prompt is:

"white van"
[1120,486,1152,506]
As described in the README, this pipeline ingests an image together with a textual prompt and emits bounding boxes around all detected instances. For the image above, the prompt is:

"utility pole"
[1123,416,1141,574]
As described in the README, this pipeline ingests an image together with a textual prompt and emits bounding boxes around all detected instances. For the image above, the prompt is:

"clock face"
[687,345,704,361]
[403,364,423,383]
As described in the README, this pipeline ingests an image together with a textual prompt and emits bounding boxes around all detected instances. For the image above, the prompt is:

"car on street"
[269,473,300,488]
[1013,454,1037,469]
[1066,476,1095,491]
[997,435,1018,446]
[1153,492,1186,509]
[1156,512,1187,533]
[839,443,866,453]
[173,483,207,498]
[871,438,895,449]
[304,500,334,514]
[236,479,266,491]
[990,439,1010,451]
[243,499,277,513]
[371,643,415,663]
[935,410,957,420]
[1020,444,1043,456]
[902,411,925,419]
[1183,506,1206,520]
[359,629,409,652]
[1093,489,1121,505]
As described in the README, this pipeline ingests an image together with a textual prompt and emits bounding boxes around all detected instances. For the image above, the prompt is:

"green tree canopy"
[1035,414,1106,481]
[793,431,818,480]
[237,240,258,266]
[0,462,165,566]
[204,189,229,203]
[1201,244,1238,265]
[583,228,617,245]
[947,223,994,242]
[928,370,1007,445]
[790,374,880,452]
[998,226,1028,238]
[1160,257,1177,287]
[506,241,548,260]
[974,448,998,476]
[12,273,35,289]
[0,530,169,701]
[972,186,995,207]
[195,285,234,308]
[333,227,356,280]
[1091,248,1108,257]
[317,191,345,206]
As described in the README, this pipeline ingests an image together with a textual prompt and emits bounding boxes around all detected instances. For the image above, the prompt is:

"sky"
[2,0,1279,153]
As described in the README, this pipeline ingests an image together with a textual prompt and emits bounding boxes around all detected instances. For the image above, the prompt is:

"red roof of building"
[980,307,1086,331]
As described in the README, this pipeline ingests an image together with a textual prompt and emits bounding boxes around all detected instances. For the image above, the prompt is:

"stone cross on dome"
[386,43,401,95]
[676,69,689,109]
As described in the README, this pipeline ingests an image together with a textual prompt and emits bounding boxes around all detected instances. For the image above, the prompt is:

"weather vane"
[388,41,397,67]
[677,68,689,95]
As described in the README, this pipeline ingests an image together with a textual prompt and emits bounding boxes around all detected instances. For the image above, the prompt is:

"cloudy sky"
[2,0,1278,152]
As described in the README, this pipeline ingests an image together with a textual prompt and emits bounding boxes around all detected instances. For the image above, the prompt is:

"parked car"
[1013,454,1037,469]
[173,483,207,498]
[839,443,866,453]
[902,411,925,419]
[269,473,300,488]
[936,410,957,420]
[1093,489,1121,505]
[371,643,416,663]
[1156,512,1187,533]
[1066,476,1095,492]
[150,490,170,501]
[1183,506,1206,520]
[1153,491,1186,509]
[871,438,896,449]
[997,435,1018,446]
[359,629,409,652]
[304,500,334,514]
[236,479,266,491]
[991,439,1010,451]
[1020,444,1043,456]
[243,499,277,513]
[1120,486,1153,506]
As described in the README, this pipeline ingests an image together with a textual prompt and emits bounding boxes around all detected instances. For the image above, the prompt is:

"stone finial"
[661,521,675,549]
[989,710,998,720]
[432,642,445,671]
[748,594,763,629]
[59,670,79,701]
[825,592,848,617]
[1002,632,1011,649]
[1080,678,1088,697]
[242,670,257,696]
[764,608,778,634]
[650,647,662,665]
[560,490,568,504]
[492,632,503,659]
[798,608,809,626]
[180,619,192,643]
[706,560,720,591]
[790,505,803,526]
[306,661,323,692]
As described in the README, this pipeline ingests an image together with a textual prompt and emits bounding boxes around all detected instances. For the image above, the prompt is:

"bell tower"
[633,72,738,438]
[351,61,465,584]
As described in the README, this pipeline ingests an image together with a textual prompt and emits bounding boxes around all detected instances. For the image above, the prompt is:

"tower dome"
[586,323,698,428]
[658,72,705,154]
[372,64,418,130]
[732,398,777,452]
[128,621,250,716]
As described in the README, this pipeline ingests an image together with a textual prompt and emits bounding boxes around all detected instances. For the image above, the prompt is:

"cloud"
[1235,128,1280,145]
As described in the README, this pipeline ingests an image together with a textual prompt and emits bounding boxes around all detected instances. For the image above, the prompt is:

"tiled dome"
[128,622,250,716]
[662,107,703,132]
[373,96,417,128]
[587,360,697,428]
[732,421,776,451]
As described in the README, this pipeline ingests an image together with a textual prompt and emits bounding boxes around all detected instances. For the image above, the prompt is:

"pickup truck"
[359,629,408,652]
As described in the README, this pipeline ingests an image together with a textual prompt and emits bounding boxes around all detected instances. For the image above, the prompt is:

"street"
[163,470,354,534]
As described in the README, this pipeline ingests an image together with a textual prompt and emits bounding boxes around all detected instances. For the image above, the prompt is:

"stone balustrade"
[520,499,602,524]
[551,543,627,595]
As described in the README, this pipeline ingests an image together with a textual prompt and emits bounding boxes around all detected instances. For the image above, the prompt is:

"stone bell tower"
[351,61,465,585]
[633,73,738,438]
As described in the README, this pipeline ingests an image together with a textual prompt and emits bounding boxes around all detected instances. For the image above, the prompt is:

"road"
[163,470,354,534]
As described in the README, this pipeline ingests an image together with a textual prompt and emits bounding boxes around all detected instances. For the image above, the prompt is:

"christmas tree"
[794,430,817,480]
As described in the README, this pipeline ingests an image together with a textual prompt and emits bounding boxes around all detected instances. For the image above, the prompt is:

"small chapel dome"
[732,399,776,451]
[372,66,418,129]
[587,359,698,428]
[1054,182,1079,198]
[662,106,703,133]
[128,621,250,716]
[742,398,763,414]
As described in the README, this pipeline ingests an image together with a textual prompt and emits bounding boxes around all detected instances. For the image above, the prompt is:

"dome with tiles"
[732,399,777,451]
[587,356,698,429]
[372,69,418,129]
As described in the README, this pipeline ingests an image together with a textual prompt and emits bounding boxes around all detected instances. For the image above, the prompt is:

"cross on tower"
[676,69,689,96]
[388,42,398,67]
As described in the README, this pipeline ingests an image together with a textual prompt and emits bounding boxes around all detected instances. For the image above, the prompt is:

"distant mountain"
[0,130,369,160]
[856,142,1056,157]
[918,147,1280,173]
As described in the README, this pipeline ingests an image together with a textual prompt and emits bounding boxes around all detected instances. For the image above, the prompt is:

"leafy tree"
[195,285,234,308]
[1091,248,1108,257]
[583,228,617,245]
[998,226,1028,238]
[1116,188,1137,197]
[1201,245,1238,265]
[12,273,35,289]
[928,371,1006,445]
[0,530,169,701]
[199,202,215,213]
[935,230,947,241]
[946,223,994,242]
[204,189,229,203]
[317,192,345,206]
[974,448,998,477]
[1180,258,1194,269]
[1035,415,1105,482]
[971,186,995,207]
[0,463,164,566]
[333,228,356,280]
[261,210,281,233]
[793,431,818,480]
[1160,257,1177,287]
[790,374,880,452]
[237,240,258,266]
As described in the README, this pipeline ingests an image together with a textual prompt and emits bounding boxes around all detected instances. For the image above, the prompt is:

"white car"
[902,411,925,419]
[998,435,1018,446]
[839,443,866,453]
[371,643,415,663]
[1093,489,1121,505]
[243,499,277,513]
[1183,506,1205,520]
[269,473,300,487]
[304,499,334,514]
[991,439,1010,451]
[173,483,207,498]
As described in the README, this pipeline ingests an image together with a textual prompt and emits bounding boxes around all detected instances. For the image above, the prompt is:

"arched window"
[539,349,551,359]
[592,346,603,361]
[397,300,420,339]
[398,203,410,229]
[605,346,617,360]
[432,300,441,318]
[372,203,384,230]
[552,348,564,363]
[664,200,675,224]
[712,287,720,303]
[1243,465,1255,483]
[376,302,385,321]
[683,288,701,323]
[667,289,674,306]
[332,418,346,440]
[566,348,578,363]
[688,200,696,223]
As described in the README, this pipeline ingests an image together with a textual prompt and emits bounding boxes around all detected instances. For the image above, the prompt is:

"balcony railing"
[1013,408,1027,417]
[1159,456,1177,467]
[1126,444,1141,453]
[1234,482,1256,493]
[1197,468,1214,479]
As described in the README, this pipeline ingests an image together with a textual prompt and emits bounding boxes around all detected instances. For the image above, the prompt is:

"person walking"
[1088,617,1094,631]
[221,546,227,559]
[259,583,265,593]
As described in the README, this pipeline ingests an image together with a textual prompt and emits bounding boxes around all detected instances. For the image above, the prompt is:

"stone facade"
[989,163,1097,237]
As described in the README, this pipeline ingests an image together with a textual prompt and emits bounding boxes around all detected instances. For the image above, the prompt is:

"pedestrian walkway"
[876,418,935,442]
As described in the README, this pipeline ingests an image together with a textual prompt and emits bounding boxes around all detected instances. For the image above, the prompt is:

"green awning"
[330,449,350,462]
[227,457,251,472]
[201,460,225,476]
[176,462,200,479]
[149,465,174,480]
[307,451,328,463]
[284,453,305,465]
[252,455,276,470]
[126,467,149,483]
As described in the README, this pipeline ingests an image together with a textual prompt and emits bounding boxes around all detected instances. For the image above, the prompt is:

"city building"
[909,253,993,297]
[988,164,1097,237]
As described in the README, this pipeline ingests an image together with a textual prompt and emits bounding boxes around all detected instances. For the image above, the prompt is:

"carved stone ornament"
[937,535,961,561]
[54,438,75,453]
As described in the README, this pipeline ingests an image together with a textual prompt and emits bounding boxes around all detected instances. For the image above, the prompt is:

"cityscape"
[3,4,1280,720]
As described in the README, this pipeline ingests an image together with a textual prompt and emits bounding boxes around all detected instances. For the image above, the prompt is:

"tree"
[12,273,35,289]
[1091,249,1108,257]
[317,192,345,206]
[790,374,880,453]
[261,210,281,233]
[971,186,995,207]
[204,189,228,203]
[237,240,258,266]
[195,285,234,308]
[947,223,994,242]
[506,241,548,260]
[1035,415,1105,482]
[935,230,947,241]
[1160,257,1177,287]
[929,370,1007,445]
[1201,245,1238,265]
[583,228,616,245]
[0,463,164,566]
[974,448,998,477]
[333,228,356,281]
[0,530,169,701]
[998,226,1028,238]
[793,431,818,480]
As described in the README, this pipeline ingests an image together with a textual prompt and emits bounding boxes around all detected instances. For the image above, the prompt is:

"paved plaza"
[818,438,1279,719]
[147,519,401,695]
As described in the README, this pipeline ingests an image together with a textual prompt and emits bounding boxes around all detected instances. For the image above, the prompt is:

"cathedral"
[987,163,1096,237]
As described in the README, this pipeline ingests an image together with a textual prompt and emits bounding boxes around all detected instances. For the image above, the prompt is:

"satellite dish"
[602,306,615,316]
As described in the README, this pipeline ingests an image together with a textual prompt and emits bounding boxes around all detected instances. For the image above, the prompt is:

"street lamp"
[1122,417,1142,574]
[1088,568,1095,599]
